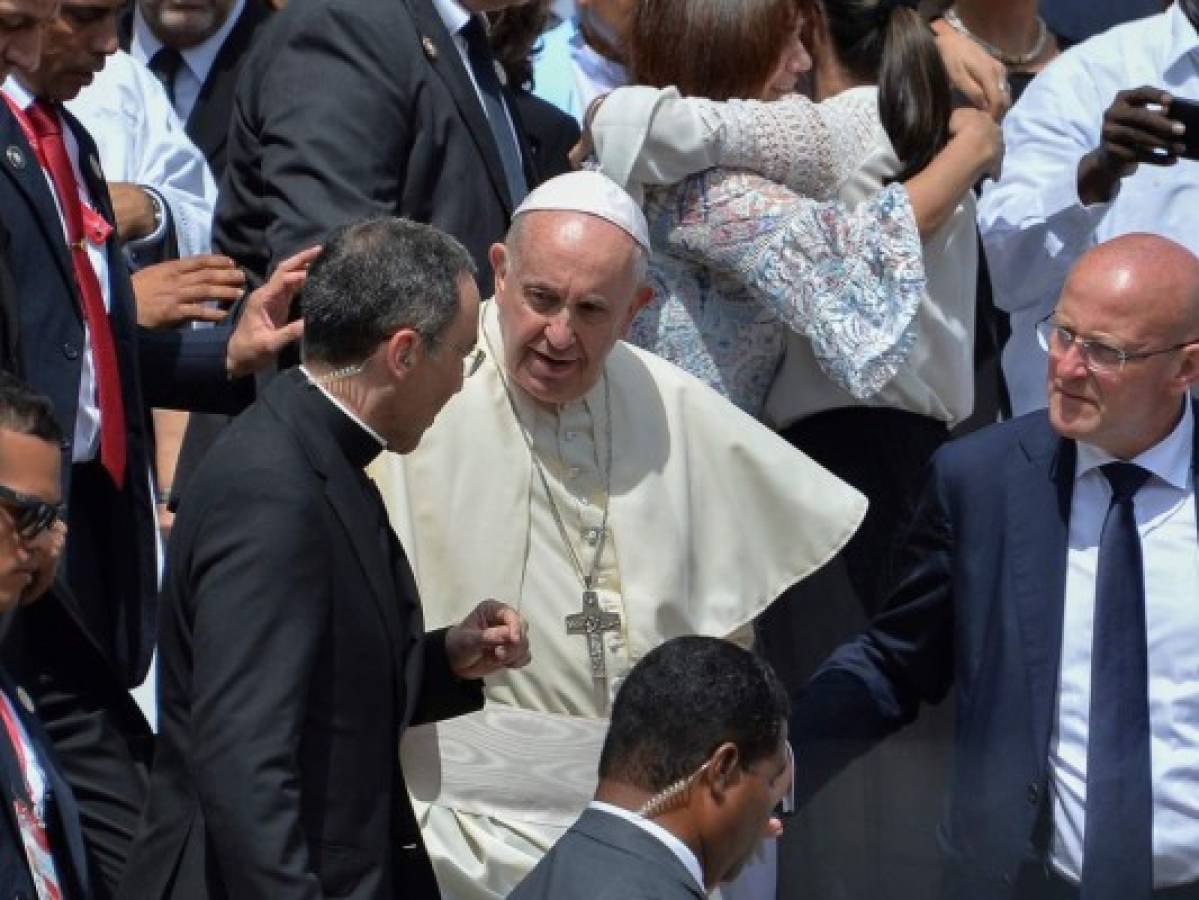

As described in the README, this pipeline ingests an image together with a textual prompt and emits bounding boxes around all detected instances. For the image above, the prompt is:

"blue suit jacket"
[791,404,1199,900]
[0,669,90,900]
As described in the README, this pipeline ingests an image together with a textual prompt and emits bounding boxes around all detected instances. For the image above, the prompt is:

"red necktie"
[24,100,126,488]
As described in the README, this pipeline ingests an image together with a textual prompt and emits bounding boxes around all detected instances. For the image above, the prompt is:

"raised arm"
[590,85,869,200]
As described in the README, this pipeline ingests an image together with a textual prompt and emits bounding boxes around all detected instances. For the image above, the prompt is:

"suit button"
[61,341,80,360]
[1027,782,1041,805]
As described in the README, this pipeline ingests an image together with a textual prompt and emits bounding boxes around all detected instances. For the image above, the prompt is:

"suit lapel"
[0,104,78,307]
[1009,417,1075,760]
[268,375,410,700]
[186,0,271,168]
[405,0,517,212]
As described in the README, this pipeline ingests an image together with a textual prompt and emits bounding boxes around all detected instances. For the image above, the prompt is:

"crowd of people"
[0,0,1196,898]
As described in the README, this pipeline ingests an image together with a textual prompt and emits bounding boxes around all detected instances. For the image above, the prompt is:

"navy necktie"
[1080,461,1154,900]
[459,17,528,208]
[147,46,183,108]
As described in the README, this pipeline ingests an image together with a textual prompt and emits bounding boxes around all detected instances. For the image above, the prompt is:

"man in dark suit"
[118,217,531,900]
[791,233,1199,900]
[213,0,542,291]
[511,637,792,900]
[1,0,315,889]
[0,373,88,900]
[120,0,273,178]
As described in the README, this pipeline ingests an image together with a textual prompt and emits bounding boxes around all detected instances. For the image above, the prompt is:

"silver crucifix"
[565,589,622,681]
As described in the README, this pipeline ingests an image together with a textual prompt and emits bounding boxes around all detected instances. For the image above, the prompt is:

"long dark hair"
[819,0,952,180]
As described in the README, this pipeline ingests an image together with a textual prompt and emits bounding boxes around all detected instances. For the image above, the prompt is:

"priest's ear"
[383,328,421,378]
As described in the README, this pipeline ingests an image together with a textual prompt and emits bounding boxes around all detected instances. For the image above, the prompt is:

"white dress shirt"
[129,0,245,124]
[66,50,218,260]
[3,77,111,464]
[428,0,523,165]
[587,801,705,891]
[978,5,1199,415]
[1049,400,1199,887]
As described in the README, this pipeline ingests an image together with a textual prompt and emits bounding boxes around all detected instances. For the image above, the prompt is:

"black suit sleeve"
[136,324,255,414]
[182,470,331,899]
[790,459,957,803]
[251,0,414,269]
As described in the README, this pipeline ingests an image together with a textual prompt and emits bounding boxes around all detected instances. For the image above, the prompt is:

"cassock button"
[5,145,25,170]
[16,686,34,713]
[62,342,80,360]
[421,36,438,61]
[1026,783,1040,806]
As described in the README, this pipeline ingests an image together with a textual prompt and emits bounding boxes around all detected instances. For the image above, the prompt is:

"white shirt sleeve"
[977,50,1114,316]
[591,86,871,202]
[67,50,217,259]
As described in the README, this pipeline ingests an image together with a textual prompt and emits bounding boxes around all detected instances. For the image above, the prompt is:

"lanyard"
[2,92,113,247]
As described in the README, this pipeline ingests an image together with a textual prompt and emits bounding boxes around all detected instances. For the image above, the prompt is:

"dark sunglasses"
[0,484,64,540]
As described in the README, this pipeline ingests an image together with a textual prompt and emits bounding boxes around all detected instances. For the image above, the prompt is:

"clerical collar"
[299,366,387,469]
[1074,399,1193,493]
[587,801,705,892]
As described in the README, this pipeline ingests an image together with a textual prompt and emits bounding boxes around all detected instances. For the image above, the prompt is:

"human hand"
[568,94,608,169]
[225,245,321,379]
[445,599,531,680]
[132,256,246,329]
[948,106,1005,181]
[1077,87,1187,205]
[109,182,159,242]
[931,20,1011,121]
[23,518,65,605]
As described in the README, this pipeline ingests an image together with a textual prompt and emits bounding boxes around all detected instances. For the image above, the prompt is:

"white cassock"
[371,300,866,899]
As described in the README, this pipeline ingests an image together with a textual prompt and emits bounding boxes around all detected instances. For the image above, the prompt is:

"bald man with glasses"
[791,233,1199,900]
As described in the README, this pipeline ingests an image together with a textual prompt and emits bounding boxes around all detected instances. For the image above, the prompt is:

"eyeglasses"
[427,333,485,379]
[1036,316,1199,374]
[0,484,64,540]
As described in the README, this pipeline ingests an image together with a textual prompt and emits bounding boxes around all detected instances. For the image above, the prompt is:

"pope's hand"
[446,600,531,679]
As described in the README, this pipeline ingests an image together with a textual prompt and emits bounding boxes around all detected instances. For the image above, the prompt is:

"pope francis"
[371,171,867,899]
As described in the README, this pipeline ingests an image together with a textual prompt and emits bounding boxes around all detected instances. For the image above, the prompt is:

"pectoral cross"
[565,588,621,681]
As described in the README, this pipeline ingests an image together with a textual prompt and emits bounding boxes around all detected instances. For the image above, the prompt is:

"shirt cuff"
[125,186,174,268]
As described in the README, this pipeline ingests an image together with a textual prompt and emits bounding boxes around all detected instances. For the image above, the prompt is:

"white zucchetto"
[513,170,650,253]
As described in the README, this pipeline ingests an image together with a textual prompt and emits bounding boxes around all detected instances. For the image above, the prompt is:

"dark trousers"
[66,461,146,686]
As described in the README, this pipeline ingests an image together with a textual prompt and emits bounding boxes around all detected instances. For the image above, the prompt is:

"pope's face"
[490,211,651,407]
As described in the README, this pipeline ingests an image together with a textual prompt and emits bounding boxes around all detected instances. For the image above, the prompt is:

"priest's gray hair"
[301,217,476,367]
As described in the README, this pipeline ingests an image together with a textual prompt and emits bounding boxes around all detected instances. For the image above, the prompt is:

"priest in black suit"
[213,0,543,292]
[118,217,531,900]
